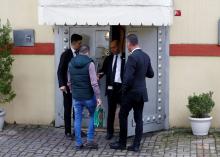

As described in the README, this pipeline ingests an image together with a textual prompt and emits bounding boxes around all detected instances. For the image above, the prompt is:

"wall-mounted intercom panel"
[13,29,35,46]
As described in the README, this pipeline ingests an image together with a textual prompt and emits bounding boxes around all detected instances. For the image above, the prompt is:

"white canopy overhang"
[38,0,173,26]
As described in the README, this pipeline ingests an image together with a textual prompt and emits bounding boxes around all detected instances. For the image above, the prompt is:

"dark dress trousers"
[119,49,154,146]
[57,48,75,135]
[99,53,125,135]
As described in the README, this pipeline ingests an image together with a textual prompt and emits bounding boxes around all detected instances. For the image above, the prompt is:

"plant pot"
[189,116,212,136]
[0,108,6,131]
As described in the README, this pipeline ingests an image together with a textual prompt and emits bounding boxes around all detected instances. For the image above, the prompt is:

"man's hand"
[97,72,104,81]
[67,82,72,93]
[97,98,102,107]
[60,86,67,93]
[96,74,100,81]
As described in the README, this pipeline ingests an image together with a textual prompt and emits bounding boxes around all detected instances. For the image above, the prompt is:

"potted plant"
[187,91,215,136]
[0,20,16,131]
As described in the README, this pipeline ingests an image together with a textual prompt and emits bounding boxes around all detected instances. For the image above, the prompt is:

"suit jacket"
[99,53,126,95]
[57,49,74,89]
[122,49,154,102]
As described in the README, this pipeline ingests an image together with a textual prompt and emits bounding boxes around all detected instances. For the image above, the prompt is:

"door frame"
[54,25,170,131]
[54,26,67,127]
[164,27,170,130]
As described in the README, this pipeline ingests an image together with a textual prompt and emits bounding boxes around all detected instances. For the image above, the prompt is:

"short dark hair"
[111,40,119,46]
[127,34,138,46]
[79,44,90,54]
[71,34,82,43]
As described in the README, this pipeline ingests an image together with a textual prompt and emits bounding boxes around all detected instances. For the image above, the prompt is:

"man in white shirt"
[98,40,125,140]
[110,34,154,152]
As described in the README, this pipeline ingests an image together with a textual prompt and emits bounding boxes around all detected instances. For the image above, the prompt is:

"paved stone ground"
[1,125,220,157]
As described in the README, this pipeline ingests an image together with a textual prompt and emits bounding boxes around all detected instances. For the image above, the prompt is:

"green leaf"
[187,91,215,118]
[0,19,16,104]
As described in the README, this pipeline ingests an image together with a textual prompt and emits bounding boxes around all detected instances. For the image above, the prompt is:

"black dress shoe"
[65,133,73,139]
[127,145,140,152]
[109,141,126,150]
[75,144,84,150]
[105,134,113,140]
[85,141,99,149]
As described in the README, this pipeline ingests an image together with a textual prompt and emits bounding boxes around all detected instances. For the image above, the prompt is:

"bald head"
[110,40,119,54]
[79,44,90,55]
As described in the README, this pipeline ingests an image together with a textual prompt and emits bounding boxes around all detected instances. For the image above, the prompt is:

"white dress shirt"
[71,47,77,57]
[131,47,141,54]
[112,54,122,83]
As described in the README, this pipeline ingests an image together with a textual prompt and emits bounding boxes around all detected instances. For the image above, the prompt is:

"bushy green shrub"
[187,92,215,118]
[0,20,16,104]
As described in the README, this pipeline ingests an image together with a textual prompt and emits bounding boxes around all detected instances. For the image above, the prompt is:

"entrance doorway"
[54,25,169,136]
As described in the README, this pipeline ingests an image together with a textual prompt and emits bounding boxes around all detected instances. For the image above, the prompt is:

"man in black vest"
[110,34,154,152]
[57,34,86,138]
[68,45,101,150]
[98,40,125,140]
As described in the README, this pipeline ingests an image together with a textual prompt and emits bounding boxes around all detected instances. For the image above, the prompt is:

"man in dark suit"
[57,34,85,138]
[110,34,154,152]
[98,40,125,140]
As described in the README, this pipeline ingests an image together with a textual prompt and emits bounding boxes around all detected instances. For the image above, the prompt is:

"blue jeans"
[73,96,96,146]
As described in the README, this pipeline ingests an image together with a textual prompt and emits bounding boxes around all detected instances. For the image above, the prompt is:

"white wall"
[170,57,220,127]
[2,55,55,124]
[0,0,53,43]
[170,0,220,44]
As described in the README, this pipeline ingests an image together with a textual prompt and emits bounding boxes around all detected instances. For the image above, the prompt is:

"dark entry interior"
[111,26,126,54]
